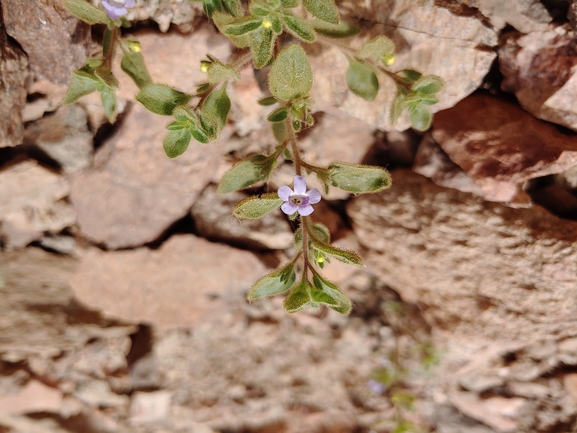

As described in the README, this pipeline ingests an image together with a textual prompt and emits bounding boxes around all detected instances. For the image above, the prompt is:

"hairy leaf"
[223,16,263,35]
[218,154,277,193]
[100,88,118,123]
[312,271,352,315]
[121,45,153,89]
[212,12,251,48]
[308,222,330,244]
[302,0,339,24]
[282,14,316,42]
[222,0,244,17]
[390,88,406,126]
[281,0,300,7]
[328,162,392,194]
[408,104,432,131]
[269,44,313,102]
[258,96,278,106]
[207,62,241,84]
[200,85,231,134]
[136,84,192,116]
[203,0,223,17]
[412,75,445,95]
[65,0,108,24]
[345,57,378,101]
[358,35,395,60]
[248,262,297,299]
[163,128,192,158]
[267,106,289,122]
[311,239,363,268]
[63,71,100,104]
[233,193,284,219]
[250,26,276,68]
[283,279,312,313]
[310,19,359,38]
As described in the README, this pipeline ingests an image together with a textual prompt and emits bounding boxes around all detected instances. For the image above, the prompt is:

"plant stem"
[232,51,253,70]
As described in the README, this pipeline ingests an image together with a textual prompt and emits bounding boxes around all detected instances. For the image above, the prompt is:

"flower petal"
[306,188,321,204]
[293,176,307,195]
[281,202,298,215]
[297,204,314,216]
[277,185,293,202]
[125,0,136,7]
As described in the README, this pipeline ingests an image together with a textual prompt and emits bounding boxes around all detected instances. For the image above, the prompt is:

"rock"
[563,373,577,401]
[70,103,225,249]
[449,392,528,432]
[509,382,551,399]
[310,1,496,130]
[0,380,62,416]
[432,93,577,205]
[74,380,129,409]
[191,184,293,250]
[69,234,268,327]
[499,25,577,132]
[436,0,551,33]
[413,133,484,196]
[347,170,577,341]
[0,160,76,249]
[120,0,203,33]
[458,372,505,393]
[0,17,28,148]
[2,0,90,85]
[129,391,172,423]
[24,105,94,174]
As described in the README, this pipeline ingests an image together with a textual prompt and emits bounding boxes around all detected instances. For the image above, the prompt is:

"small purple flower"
[102,0,135,19]
[278,176,321,216]
[367,379,385,395]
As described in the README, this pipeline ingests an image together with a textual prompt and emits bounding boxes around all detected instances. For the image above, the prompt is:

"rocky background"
[2,0,577,432]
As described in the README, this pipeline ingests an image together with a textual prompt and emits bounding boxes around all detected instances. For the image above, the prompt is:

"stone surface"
[436,0,551,33]
[129,391,172,423]
[24,105,94,173]
[70,103,225,249]
[432,93,577,204]
[69,234,268,327]
[2,0,90,85]
[0,16,28,148]
[0,380,62,416]
[119,0,203,33]
[191,184,294,250]
[311,1,497,130]
[499,25,577,132]
[0,160,75,249]
[347,169,577,340]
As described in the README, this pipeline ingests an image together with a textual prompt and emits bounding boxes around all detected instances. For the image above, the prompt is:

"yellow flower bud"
[382,53,395,66]
[127,40,141,53]
[200,61,210,73]
[262,19,272,29]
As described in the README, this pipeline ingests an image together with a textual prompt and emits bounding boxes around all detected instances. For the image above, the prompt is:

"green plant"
[63,0,444,315]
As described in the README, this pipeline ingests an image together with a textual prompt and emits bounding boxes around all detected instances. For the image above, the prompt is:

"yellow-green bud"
[127,40,141,53]
[200,61,210,73]
[262,19,272,28]
[382,53,395,66]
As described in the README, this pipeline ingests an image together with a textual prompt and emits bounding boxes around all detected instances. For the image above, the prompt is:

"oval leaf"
[408,104,432,131]
[311,239,363,268]
[267,106,289,122]
[310,19,359,38]
[328,162,391,194]
[233,193,284,219]
[345,57,378,101]
[312,271,352,315]
[223,16,263,35]
[282,14,316,42]
[302,0,340,24]
[63,71,100,104]
[248,262,297,300]
[250,26,276,68]
[218,155,276,193]
[358,36,395,60]
[163,129,192,158]
[269,44,313,102]
[283,279,313,313]
[412,75,445,95]
[65,0,108,24]
[136,84,192,116]
[121,47,153,89]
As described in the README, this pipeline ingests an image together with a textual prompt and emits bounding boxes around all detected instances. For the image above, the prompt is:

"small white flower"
[102,0,135,19]
[278,175,321,216]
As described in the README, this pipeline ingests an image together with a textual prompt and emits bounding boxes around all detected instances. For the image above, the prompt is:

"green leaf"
[191,127,210,144]
[206,62,241,84]
[281,0,299,7]
[419,95,440,105]
[408,104,432,131]
[310,19,359,38]
[312,271,352,315]
[390,88,406,126]
[223,16,263,35]
[268,44,313,102]
[328,162,392,194]
[271,16,283,34]
[249,3,270,16]
[250,25,276,68]
[346,57,378,101]
[136,84,192,116]
[358,35,395,60]
[100,88,118,123]
[233,193,284,219]
[258,96,278,106]
[267,106,289,122]
[203,0,223,18]
[121,45,153,89]
[218,154,278,193]
[222,0,244,17]
[302,0,340,24]
[282,14,316,42]
[248,262,297,300]
[412,75,445,95]
[400,69,422,83]
[102,28,114,58]
[163,128,192,158]
[94,66,119,89]
[310,240,363,268]
[308,222,330,243]
[200,85,231,133]
[212,12,251,48]
[63,71,100,104]
[64,0,108,24]
[283,279,313,313]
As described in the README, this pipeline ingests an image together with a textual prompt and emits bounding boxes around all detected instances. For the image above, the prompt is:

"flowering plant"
[63,0,443,314]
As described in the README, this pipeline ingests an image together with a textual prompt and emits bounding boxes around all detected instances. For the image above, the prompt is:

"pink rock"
[0,380,62,416]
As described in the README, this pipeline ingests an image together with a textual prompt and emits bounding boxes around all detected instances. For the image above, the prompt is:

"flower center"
[290,195,308,206]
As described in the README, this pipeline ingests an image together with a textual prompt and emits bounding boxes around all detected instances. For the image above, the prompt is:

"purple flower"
[102,0,135,19]
[278,176,321,216]
[367,379,385,395]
